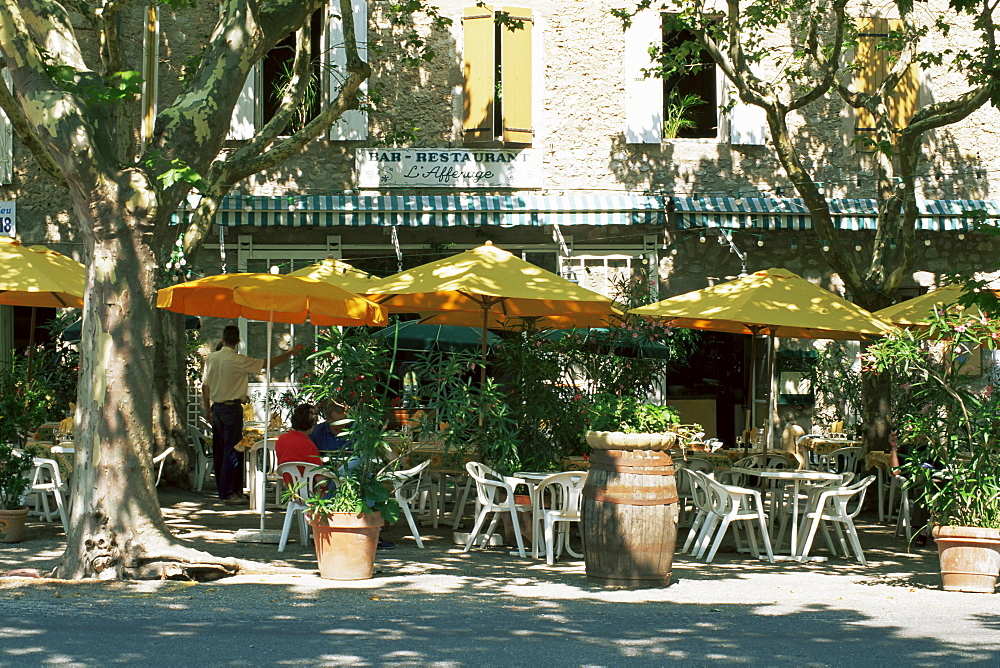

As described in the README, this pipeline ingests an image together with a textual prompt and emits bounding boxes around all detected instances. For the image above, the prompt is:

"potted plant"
[0,356,52,543]
[866,306,1000,592]
[583,394,681,450]
[294,328,403,579]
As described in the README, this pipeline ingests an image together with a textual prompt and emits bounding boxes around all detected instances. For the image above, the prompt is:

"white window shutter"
[328,0,368,141]
[624,8,662,144]
[729,100,768,145]
[228,65,257,141]
[0,69,12,184]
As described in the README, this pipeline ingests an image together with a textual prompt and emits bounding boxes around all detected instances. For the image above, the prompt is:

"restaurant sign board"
[357,148,542,189]
[0,201,14,237]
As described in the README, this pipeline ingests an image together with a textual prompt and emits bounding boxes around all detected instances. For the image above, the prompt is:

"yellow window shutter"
[463,6,496,143]
[886,19,918,130]
[500,6,533,144]
[854,18,918,133]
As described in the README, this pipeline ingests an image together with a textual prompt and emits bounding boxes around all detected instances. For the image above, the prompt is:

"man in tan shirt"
[203,325,300,504]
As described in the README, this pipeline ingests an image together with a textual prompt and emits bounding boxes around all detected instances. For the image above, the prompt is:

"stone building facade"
[2,1,998,440]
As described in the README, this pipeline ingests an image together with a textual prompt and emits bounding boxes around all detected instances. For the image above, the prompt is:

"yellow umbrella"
[157,272,386,534]
[630,267,895,340]
[289,257,381,293]
[874,284,992,329]
[0,238,86,376]
[629,267,895,450]
[0,237,85,308]
[417,309,623,330]
[157,273,386,327]
[363,242,618,382]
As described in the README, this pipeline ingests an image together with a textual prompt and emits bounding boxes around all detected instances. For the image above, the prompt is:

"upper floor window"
[229,0,368,142]
[462,5,534,145]
[662,27,718,140]
[624,9,766,145]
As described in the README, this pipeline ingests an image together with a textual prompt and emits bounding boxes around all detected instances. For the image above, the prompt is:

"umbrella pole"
[260,317,273,532]
[764,330,777,459]
[743,333,757,455]
[26,307,37,380]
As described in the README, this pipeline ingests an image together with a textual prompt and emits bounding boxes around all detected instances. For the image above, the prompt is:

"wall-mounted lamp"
[958,233,966,240]
[790,239,798,250]
[924,238,932,246]
[822,240,830,252]
[855,244,862,251]
[699,232,707,243]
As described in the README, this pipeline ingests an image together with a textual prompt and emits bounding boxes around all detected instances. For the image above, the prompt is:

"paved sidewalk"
[2,487,999,666]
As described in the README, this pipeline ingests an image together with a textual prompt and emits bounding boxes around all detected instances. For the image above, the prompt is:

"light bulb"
[855,244,862,251]
[924,239,932,246]
[757,239,764,247]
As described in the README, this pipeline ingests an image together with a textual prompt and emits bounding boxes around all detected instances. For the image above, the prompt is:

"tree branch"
[0,59,68,188]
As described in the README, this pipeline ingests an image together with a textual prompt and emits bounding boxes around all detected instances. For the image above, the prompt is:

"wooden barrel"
[582,449,678,586]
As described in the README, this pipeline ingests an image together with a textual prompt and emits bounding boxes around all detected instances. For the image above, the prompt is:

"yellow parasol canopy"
[628,267,895,340]
[0,237,85,308]
[629,267,894,452]
[364,242,618,384]
[363,241,616,321]
[289,257,381,294]
[156,273,387,326]
[417,309,623,330]
[874,284,992,329]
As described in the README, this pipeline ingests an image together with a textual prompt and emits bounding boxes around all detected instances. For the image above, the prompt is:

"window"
[854,18,919,137]
[624,11,766,145]
[462,5,534,144]
[662,28,718,140]
[228,0,368,141]
[562,254,637,299]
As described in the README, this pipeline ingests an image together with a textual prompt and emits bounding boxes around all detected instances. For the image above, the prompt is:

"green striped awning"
[204,194,666,227]
[673,197,1000,231]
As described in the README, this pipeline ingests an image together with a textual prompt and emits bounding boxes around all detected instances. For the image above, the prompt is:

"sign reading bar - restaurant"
[357,148,542,189]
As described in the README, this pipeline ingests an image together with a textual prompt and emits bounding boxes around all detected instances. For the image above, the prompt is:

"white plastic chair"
[796,475,876,565]
[388,459,433,548]
[531,471,588,564]
[275,461,335,551]
[674,457,715,527]
[681,469,715,556]
[152,446,175,487]
[819,447,863,475]
[189,423,214,492]
[247,438,279,511]
[27,457,69,532]
[890,474,914,541]
[698,474,775,564]
[463,461,531,558]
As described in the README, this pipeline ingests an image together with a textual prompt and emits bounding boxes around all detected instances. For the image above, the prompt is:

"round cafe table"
[729,467,842,559]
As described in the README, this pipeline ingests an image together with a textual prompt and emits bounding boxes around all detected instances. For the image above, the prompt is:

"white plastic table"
[729,467,842,558]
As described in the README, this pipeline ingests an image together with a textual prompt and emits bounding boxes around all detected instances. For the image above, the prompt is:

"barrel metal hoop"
[584,490,679,505]
[588,464,676,475]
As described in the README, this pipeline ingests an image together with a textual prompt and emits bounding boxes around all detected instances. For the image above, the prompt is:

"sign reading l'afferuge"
[357,148,541,189]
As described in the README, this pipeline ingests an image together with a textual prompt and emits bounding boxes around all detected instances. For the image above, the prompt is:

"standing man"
[203,325,301,505]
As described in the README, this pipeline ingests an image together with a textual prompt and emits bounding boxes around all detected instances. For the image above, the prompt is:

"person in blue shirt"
[310,402,352,454]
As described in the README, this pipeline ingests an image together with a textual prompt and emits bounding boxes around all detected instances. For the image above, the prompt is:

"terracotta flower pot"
[0,506,29,544]
[933,525,1000,593]
[308,511,385,580]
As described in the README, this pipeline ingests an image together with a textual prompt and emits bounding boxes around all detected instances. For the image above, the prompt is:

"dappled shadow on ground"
[2,489,999,665]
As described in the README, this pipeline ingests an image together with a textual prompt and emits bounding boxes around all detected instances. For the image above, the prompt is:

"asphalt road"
[4,488,1000,667]
[4,568,1000,667]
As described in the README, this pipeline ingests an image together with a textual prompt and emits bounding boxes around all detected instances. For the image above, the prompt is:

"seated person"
[310,402,353,454]
[276,403,322,466]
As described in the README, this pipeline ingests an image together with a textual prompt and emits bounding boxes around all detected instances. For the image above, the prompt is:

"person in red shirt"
[276,404,322,466]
